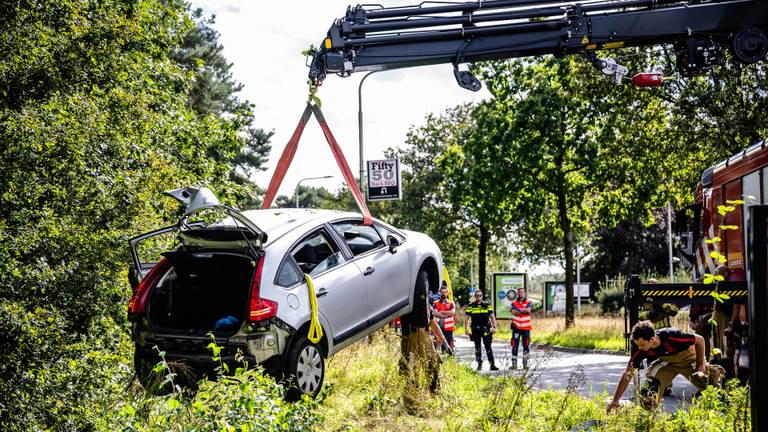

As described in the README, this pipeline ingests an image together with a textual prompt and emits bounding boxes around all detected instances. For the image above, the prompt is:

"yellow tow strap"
[304,273,323,344]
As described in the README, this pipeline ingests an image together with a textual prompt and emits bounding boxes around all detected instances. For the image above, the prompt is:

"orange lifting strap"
[262,103,373,225]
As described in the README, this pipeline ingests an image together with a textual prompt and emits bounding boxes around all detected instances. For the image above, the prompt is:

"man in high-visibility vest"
[433,282,455,354]
[510,287,532,369]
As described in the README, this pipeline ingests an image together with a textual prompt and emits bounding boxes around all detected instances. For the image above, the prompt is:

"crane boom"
[309,0,768,89]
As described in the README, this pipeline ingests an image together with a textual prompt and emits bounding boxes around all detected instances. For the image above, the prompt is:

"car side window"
[291,229,345,277]
[332,221,385,256]
[374,224,405,243]
[275,255,303,287]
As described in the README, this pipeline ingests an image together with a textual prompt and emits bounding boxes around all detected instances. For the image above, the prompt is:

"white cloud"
[190,0,490,196]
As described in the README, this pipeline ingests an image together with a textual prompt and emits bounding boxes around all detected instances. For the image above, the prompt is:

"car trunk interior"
[147,250,257,335]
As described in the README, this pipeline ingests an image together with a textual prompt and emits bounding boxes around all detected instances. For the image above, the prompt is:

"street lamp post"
[295,175,333,208]
[358,71,380,194]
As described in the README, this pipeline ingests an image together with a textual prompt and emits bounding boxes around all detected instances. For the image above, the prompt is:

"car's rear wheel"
[284,336,324,401]
[401,269,430,331]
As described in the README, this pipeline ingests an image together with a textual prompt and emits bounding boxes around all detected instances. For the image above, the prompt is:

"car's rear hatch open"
[129,187,267,336]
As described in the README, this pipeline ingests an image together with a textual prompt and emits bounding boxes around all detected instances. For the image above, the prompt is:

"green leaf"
[725,199,744,205]
[119,405,136,417]
[710,251,726,262]
[704,237,721,244]
[720,225,739,230]
[703,274,714,284]
[167,398,180,410]
[717,205,735,216]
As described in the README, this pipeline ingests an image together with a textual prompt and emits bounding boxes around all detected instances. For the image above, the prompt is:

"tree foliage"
[0,1,270,428]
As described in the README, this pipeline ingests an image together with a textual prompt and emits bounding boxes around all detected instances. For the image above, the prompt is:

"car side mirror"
[387,235,400,253]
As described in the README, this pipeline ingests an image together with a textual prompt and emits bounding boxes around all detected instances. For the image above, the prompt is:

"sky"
[190,0,490,196]
[188,0,561,276]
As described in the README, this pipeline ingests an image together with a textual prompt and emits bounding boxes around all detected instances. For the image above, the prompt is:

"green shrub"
[596,283,624,314]
[0,300,132,431]
[118,345,322,431]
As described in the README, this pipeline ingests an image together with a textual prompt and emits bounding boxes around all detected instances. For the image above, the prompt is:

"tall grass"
[318,330,750,431]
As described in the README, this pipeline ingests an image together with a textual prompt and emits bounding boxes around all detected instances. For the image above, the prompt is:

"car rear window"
[276,255,303,287]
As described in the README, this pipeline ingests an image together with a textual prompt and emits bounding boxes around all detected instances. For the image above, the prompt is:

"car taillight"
[128,257,170,319]
[248,257,277,322]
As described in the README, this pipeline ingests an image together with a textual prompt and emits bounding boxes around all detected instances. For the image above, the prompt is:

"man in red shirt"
[607,320,724,413]
[510,287,532,369]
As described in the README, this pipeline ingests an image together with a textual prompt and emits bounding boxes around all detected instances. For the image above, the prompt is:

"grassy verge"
[318,331,751,431]
[454,316,626,351]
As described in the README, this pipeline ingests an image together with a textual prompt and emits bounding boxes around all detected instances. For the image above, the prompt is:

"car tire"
[403,269,430,329]
[284,336,325,401]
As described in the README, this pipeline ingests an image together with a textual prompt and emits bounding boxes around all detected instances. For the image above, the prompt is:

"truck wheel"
[284,336,324,401]
[403,269,430,329]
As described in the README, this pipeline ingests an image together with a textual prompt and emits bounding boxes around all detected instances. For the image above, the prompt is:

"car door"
[290,227,368,346]
[330,220,411,327]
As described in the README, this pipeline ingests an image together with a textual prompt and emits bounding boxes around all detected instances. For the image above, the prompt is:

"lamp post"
[295,175,333,208]
[358,71,381,194]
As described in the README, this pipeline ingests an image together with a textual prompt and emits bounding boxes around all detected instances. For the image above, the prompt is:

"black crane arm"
[308,0,768,89]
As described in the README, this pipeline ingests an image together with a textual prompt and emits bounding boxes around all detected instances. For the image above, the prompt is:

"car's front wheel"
[284,336,325,400]
[401,269,430,332]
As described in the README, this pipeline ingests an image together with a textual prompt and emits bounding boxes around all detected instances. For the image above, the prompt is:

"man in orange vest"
[433,282,455,354]
[510,287,532,369]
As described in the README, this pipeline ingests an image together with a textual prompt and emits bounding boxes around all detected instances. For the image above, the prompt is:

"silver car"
[128,187,442,398]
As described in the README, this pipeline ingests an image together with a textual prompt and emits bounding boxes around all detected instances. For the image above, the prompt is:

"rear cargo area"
[147,251,256,335]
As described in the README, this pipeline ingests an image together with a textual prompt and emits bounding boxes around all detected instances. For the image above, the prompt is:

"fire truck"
[678,139,768,282]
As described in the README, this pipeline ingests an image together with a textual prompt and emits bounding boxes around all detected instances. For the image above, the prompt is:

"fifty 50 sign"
[367,159,401,200]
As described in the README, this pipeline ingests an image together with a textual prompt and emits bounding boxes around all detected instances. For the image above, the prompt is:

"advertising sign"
[492,273,527,319]
[367,158,401,201]
[544,281,591,314]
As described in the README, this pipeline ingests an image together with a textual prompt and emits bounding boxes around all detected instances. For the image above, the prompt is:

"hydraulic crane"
[308,0,768,90]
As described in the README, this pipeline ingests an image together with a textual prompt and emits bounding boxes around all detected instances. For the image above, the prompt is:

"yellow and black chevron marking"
[641,289,748,297]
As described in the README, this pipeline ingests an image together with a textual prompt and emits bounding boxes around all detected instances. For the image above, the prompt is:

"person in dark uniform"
[465,289,498,371]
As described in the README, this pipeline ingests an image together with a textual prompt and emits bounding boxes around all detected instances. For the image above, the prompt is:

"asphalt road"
[451,334,699,412]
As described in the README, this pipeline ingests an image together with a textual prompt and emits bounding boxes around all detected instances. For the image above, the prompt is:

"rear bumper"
[133,320,294,371]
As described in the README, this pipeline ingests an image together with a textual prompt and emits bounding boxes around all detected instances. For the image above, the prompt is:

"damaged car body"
[128,187,442,398]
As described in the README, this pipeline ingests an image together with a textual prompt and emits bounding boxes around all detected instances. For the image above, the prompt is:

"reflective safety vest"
[511,299,532,330]
[433,299,455,331]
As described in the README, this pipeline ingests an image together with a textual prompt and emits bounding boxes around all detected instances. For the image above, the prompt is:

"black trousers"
[471,329,494,364]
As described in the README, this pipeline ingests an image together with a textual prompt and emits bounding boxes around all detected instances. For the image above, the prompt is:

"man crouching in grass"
[607,320,725,413]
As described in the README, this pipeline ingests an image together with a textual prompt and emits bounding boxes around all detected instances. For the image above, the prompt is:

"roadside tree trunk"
[478,223,489,294]
[556,186,575,328]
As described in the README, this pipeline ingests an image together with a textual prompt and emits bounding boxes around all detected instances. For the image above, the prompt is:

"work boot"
[708,364,726,387]
[476,361,483,371]
[490,363,499,371]
[522,355,529,369]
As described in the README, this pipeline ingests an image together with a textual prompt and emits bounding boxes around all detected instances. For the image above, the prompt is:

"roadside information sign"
[544,281,591,314]
[367,159,401,201]
[492,272,527,319]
